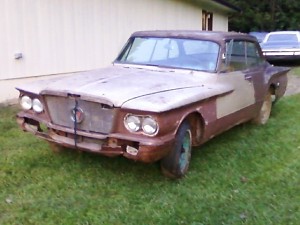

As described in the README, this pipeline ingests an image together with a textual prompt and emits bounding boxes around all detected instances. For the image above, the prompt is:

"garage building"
[0,0,238,104]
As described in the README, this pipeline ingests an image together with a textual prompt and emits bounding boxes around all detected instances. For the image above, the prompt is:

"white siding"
[0,0,229,104]
[212,11,229,31]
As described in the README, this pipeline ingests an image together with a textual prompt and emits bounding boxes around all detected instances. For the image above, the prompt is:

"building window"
[202,10,213,31]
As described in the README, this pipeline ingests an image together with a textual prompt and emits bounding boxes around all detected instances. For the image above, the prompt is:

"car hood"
[17,65,233,112]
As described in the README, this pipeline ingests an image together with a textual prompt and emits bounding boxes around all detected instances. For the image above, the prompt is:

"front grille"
[45,95,115,134]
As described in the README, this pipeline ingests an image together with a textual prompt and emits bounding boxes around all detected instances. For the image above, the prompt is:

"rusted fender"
[264,65,290,99]
[264,65,290,83]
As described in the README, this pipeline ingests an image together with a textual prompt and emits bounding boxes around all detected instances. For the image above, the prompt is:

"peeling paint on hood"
[16,65,232,111]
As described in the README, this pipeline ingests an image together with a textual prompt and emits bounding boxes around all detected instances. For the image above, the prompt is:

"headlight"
[124,114,159,135]
[142,117,158,135]
[20,96,32,110]
[32,98,44,113]
[124,115,141,132]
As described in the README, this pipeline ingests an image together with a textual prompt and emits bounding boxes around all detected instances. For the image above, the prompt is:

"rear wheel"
[252,90,272,125]
[161,121,192,179]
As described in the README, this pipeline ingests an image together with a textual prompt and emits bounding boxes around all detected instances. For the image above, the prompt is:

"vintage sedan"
[16,31,289,178]
[261,31,300,62]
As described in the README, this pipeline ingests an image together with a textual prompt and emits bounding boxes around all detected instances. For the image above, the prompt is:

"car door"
[243,41,266,103]
[216,39,257,119]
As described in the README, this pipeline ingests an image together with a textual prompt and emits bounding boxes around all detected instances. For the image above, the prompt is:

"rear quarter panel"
[264,66,289,99]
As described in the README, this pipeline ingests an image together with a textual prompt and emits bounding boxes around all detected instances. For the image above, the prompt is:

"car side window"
[246,42,263,67]
[225,40,263,71]
[225,40,247,71]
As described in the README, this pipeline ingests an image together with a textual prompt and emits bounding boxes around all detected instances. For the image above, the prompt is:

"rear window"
[267,34,298,42]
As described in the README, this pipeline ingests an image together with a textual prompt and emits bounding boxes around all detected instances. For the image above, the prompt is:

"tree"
[226,0,300,32]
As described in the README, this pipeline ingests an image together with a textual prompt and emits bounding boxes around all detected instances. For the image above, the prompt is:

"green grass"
[291,66,300,76]
[284,62,300,77]
[1,95,300,225]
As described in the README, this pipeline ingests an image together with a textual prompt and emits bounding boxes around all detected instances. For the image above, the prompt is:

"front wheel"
[252,90,272,125]
[160,121,192,179]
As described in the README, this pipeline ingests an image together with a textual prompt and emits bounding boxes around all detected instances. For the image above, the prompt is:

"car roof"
[267,31,300,35]
[130,30,257,43]
[262,31,300,43]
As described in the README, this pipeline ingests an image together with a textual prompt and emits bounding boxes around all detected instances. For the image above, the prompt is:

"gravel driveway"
[285,73,300,96]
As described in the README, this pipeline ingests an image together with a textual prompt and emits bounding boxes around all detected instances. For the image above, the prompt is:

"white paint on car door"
[216,71,255,118]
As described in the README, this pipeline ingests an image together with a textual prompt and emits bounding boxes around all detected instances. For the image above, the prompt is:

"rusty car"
[16,31,289,178]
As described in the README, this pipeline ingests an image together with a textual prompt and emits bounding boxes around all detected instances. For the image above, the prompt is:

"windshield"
[116,37,220,72]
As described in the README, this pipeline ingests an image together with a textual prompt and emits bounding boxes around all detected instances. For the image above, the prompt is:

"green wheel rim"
[179,130,191,172]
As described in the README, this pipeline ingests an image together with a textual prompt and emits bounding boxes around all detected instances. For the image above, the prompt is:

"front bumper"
[17,115,174,163]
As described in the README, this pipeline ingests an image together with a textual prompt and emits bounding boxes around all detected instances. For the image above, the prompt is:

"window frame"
[224,39,264,72]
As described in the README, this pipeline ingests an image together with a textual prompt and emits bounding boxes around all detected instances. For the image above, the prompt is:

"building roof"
[193,0,240,13]
[212,0,240,12]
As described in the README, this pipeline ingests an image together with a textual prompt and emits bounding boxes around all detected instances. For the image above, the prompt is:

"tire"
[161,121,192,179]
[252,90,272,125]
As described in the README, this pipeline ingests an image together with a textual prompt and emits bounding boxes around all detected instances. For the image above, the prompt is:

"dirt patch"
[285,73,300,96]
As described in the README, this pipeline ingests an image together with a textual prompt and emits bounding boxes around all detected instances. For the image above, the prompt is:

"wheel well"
[269,83,276,95]
[185,112,205,146]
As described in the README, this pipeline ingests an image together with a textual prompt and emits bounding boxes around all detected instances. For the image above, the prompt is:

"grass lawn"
[0,94,299,225]
[291,66,300,76]
[279,62,300,77]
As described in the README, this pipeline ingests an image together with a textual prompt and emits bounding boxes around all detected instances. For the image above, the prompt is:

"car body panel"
[17,66,232,111]
[216,71,255,118]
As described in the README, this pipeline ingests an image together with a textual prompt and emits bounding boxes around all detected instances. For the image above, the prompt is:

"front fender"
[121,84,233,113]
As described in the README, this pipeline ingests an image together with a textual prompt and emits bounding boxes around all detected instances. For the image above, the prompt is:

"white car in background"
[261,31,300,62]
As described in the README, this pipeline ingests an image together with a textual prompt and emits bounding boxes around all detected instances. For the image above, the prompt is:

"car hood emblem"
[71,107,84,123]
